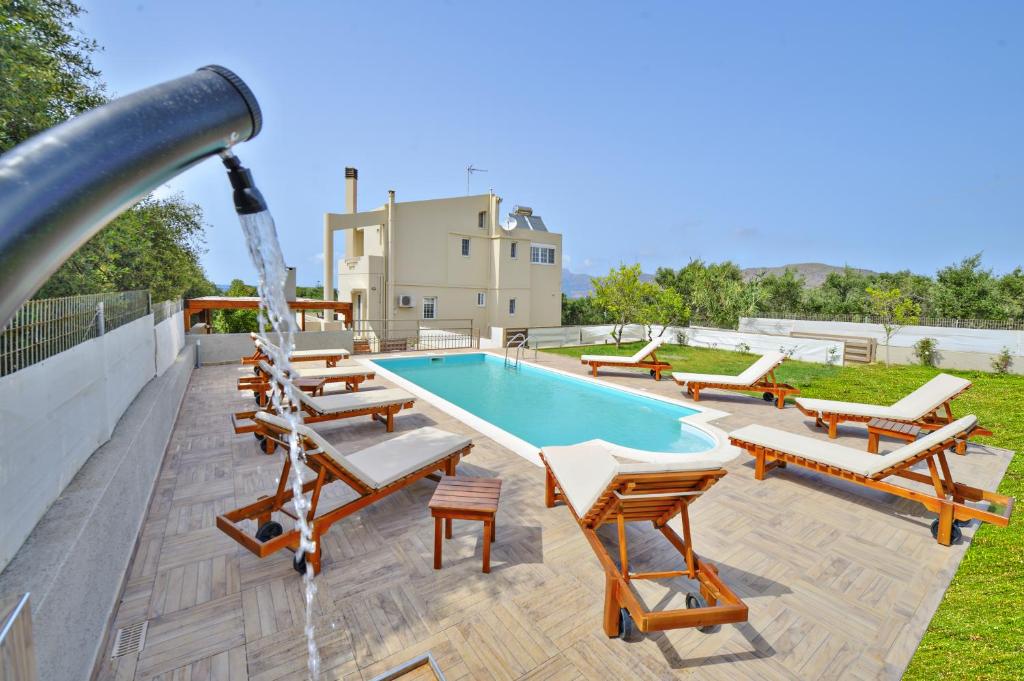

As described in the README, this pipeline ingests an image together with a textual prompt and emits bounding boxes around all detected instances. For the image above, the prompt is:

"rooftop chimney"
[345,167,358,213]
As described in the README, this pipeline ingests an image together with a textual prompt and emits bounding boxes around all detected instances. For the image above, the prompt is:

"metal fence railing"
[748,312,1024,331]
[153,298,183,325]
[350,319,476,353]
[0,290,151,377]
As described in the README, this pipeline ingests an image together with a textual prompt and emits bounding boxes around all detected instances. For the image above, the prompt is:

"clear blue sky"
[80,1,1023,285]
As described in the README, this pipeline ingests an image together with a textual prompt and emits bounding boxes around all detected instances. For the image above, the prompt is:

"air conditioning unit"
[397,294,414,308]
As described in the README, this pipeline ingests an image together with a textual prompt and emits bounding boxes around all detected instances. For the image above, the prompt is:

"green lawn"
[543,342,1023,679]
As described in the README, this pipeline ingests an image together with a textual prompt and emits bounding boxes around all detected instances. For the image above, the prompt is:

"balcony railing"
[350,319,476,353]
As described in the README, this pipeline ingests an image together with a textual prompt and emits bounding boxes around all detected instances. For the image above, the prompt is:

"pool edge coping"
[359,349,738,466]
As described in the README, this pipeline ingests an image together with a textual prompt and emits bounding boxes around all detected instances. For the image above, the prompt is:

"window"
[509,298,517,316]
[530,244,556,265]
[460,238,471,257]
[510,242,518,259]
[422,296,437,319]
[477,292,486,307]
[478,211,487,229]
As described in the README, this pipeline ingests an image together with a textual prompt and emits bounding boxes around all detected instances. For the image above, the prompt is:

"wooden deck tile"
[98,357,1014,681]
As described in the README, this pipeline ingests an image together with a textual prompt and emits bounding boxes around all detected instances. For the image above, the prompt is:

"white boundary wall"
[528,324,844,365]
[0,315,156,571]
[154,310,186,376]
[741,317,1023,373]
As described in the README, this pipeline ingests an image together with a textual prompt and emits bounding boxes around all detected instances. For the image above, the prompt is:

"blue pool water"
[374,353,715,453]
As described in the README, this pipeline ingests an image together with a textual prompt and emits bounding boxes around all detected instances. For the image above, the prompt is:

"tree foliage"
[4,1,219,303]
[34,195,219,302]
[865,285,921,364]
[0,0,105,153]
[592,264,647,347]
[572,254,1022,330]
[211,279,259,333]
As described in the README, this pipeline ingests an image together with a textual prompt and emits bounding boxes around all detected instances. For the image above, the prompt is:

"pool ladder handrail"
[504,333,529,369]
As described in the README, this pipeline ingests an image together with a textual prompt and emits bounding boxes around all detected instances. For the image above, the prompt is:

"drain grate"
[111,620,148,658]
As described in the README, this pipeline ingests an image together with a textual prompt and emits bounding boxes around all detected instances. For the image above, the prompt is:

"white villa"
[322,168,562,339]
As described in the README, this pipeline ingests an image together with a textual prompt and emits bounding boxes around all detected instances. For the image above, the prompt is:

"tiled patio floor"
[97,350,1013,680]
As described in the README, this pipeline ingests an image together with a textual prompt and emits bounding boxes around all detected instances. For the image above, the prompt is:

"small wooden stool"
[866,419,921,453]
[428,476,502,573]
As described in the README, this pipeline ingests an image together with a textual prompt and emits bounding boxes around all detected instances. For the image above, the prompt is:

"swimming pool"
[372,353,717,455]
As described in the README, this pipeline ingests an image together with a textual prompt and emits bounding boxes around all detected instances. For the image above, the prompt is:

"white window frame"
[460,238,471,257]
[478,211,487,229]
[422,296,437,320]
[509,298,517,316]
[510,241,518,259]
[530,243,556,265]
[476,292,486,307]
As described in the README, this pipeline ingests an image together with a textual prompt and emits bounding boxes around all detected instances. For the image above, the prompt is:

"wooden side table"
[866,419,921,453]
[428,476,502,573]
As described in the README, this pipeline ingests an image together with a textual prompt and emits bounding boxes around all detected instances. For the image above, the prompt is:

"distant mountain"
[563,263,876,297]
[740,263,876,287]
[562,268,654,298]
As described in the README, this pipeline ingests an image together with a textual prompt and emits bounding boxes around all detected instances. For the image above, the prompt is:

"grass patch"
[543,342,1023,679]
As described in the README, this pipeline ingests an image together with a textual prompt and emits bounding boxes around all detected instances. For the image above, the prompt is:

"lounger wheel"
[649,369,658,379]
[254,432,266,442]
[293,551,308,575]
[762,392,774,402]
[255,521,283,543]
[685,592,714,632]
[259,438,274,454]
[616,607,637,641]
[929,519,963,544]
[253,366,260,375]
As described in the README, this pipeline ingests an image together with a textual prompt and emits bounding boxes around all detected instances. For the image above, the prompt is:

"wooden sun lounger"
[729,415,1014,546]
[237,360,375,406]
[241,334,350,367]
[217,412,472,575]
[541,441,747,639]
[794,373,992,453]
[672,352,798,409]
[231,387,416,451]
[580,337,672,380]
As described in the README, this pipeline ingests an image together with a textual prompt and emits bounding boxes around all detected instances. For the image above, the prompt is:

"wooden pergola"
[183,296,352,332]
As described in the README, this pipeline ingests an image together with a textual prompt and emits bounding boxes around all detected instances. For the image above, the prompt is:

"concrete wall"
[0,345,194,681]
[154,310,186,376]
[191,329,355,365]
[0,314,156,572]
[741,317,1024,373]
[528,324,845,365]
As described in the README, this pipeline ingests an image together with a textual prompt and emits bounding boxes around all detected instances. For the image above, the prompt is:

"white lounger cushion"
[729,415,976,478]
[672,351,786,387]
[581,337,665,364]
[542,439,736,517]
[795,373,972,420]
[257,359,363,380]
[255,337,350,359]
[253,412,470,489]
[292,365,370,379]
[299,388,412,415]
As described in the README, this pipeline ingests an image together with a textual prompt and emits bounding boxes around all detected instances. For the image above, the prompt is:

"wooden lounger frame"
[581,351,671,381]
[678,366,799,409]
[729,423,1014,546]
[540,454,748,638]
[217,418,472,575]
[795,384,992,453]
[236,366,374,405]
[231,395,415,450]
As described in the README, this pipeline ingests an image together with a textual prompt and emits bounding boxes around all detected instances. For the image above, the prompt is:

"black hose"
[0,65,263,328]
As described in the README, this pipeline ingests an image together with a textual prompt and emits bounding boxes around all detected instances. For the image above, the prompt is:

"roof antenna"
[466,164,487,195]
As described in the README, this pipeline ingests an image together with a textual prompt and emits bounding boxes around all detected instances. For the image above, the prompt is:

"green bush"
[991,347,1014,375]
[913,337,940,367]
